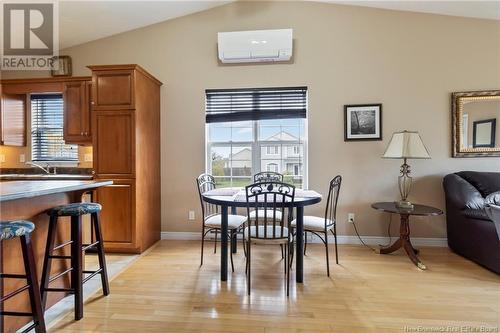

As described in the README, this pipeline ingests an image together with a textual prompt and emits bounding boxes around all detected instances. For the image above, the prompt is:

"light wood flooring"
[48,240,499,333]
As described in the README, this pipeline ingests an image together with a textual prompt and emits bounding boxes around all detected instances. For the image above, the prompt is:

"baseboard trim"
[160,232,448,247]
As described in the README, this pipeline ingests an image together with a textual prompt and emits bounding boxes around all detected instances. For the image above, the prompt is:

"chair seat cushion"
[244,225,289,240]
[249,209,283,221]
[291,216,334,232]
[205,214,246,229]
[48,203,102,217]
[0,220,35,240]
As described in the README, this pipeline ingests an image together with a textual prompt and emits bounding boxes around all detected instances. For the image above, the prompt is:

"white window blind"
[31,94,78,162]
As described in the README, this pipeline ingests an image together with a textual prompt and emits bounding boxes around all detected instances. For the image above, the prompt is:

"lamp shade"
[383,130,431,159]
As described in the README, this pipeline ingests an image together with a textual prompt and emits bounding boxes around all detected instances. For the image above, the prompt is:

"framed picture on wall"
[473,118,496,148]
[344,104,382,141]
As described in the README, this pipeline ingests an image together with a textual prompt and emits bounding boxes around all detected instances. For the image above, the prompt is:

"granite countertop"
[0,168,94,180]
[0,180,112,202]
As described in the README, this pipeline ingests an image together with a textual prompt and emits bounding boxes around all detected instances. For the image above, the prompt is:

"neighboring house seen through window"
[205,87,307,188]
[31,94,78,162]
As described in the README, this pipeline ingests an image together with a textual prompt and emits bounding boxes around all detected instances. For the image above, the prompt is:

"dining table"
[202,187,322,283]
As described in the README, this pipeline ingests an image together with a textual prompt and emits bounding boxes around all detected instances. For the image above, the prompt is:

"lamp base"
[396,200,414,210]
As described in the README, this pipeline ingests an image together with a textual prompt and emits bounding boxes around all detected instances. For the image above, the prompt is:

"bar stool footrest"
[44,288,74,293]
[48,267,73,283]
[0,311,33,317]
[82,268,103,284]
[82,241,99,252]
[0,284,30,302]
[0,273,26,279]
[52,240,73,251]
[48,255,72,259]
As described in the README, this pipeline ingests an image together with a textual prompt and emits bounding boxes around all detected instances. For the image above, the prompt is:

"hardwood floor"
[48,240,499,333]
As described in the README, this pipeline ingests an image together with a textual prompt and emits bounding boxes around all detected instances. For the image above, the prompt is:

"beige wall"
[4,1,500,237]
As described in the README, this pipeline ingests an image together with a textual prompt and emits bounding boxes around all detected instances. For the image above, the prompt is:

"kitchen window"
[31,94,78,162]
[205,87,307,188]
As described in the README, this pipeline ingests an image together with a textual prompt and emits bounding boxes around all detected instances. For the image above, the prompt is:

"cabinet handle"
[80,132,83,135]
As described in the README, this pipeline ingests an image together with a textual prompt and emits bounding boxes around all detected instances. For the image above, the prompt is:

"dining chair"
[292,175,342,276]
[253,171,284,183]
[196,174,246,271]
[244,181,295,296]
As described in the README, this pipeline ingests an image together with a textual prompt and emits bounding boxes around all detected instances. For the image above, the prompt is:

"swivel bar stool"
[0,220,46,333]
[40,202,109,320]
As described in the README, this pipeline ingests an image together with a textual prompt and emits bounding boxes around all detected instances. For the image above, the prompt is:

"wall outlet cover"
[19,154,25,163]
[188,211,196,220]
[0,154,5,163]
[84,153,93,162]
[348,213,355,223]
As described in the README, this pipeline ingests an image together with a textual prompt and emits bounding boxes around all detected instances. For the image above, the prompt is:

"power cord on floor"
[352,214,393,252]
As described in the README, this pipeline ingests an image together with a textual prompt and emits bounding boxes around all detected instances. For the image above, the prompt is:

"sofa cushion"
[456,171,500,197]
[485,191,500,206]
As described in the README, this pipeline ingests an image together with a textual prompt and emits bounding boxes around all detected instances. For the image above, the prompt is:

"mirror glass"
[461,99,500,149]
[453,91,500,157]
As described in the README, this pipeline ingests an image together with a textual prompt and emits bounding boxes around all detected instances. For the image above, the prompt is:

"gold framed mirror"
[452,90,500,157]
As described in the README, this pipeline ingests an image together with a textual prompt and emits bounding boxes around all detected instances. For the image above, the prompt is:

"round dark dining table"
[202,188,322,283]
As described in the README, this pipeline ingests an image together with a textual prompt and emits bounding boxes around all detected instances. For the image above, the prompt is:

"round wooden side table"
[371,202,443,270]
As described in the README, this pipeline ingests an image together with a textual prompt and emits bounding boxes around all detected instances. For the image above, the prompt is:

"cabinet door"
[92,70,134,110]
[63,81,91,143]
[95,179,138,252]
[93,111,135,177]
[1,93,26,146]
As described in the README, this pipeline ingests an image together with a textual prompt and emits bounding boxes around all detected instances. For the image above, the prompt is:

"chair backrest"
[196,174,219,221]
[324,175,342,228]
[253,171,284,183]
[245,181,295,239]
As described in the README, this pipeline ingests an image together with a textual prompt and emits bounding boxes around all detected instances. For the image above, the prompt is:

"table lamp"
[383,130,430,209]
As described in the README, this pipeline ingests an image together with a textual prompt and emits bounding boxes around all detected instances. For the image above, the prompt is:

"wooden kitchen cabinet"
[94,179,137,252]
[89,64,161,254]
[91,69,134,110]
[93,111,135,177]
[1,93,27,146]
[63,80,92,144]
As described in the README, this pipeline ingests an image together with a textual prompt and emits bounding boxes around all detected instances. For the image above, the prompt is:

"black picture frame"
[472,118,496,148]
[344,104,382,141]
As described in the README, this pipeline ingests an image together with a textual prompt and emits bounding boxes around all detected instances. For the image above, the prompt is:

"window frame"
[205,119,308,188]
[29,93,79,165]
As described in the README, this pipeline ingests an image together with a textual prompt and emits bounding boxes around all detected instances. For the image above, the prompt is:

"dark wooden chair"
[292,175,341,276]
[244,181,295,296]
[196,174,246,271]
[0,220,46,333]
[40,202,109,321]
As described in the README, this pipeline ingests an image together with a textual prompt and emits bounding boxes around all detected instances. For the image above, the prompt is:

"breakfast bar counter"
[0,180,112,332]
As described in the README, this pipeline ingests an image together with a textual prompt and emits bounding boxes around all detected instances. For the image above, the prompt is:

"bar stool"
[0,220,46,333]
[40,203,109,321]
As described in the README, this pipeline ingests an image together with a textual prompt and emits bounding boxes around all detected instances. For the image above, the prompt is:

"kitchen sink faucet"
[25,161,57,174]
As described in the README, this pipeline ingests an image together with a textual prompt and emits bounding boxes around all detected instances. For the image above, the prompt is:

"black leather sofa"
[443,171,500,274]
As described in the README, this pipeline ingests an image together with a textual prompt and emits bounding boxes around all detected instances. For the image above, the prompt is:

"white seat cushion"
[244,225,289,240]
[205,214,246,229]
[291,216,334,232]
[248,209,283,221]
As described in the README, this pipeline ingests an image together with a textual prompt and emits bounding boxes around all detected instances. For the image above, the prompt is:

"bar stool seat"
[0,220,46,333]
[0,220,35,240]
[41,202,109,321]
[47,203,102,216]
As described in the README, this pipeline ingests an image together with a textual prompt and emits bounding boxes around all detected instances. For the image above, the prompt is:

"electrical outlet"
[348,213,355,224]
[84,153,93,162]
[19,154,25,163]
[188,211,196,221]
[0,154,5,163]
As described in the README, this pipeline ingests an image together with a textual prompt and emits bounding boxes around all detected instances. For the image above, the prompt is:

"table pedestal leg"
[295,206,304,283]
[377,214,426,270]
[220,206,228,281]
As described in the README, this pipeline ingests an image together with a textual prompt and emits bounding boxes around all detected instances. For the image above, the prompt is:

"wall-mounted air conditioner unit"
[217,29,293,64]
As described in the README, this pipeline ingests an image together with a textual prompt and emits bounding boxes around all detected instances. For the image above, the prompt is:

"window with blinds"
[205,87,307,123]
[31,94,78,162]
[205,87,307,188]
